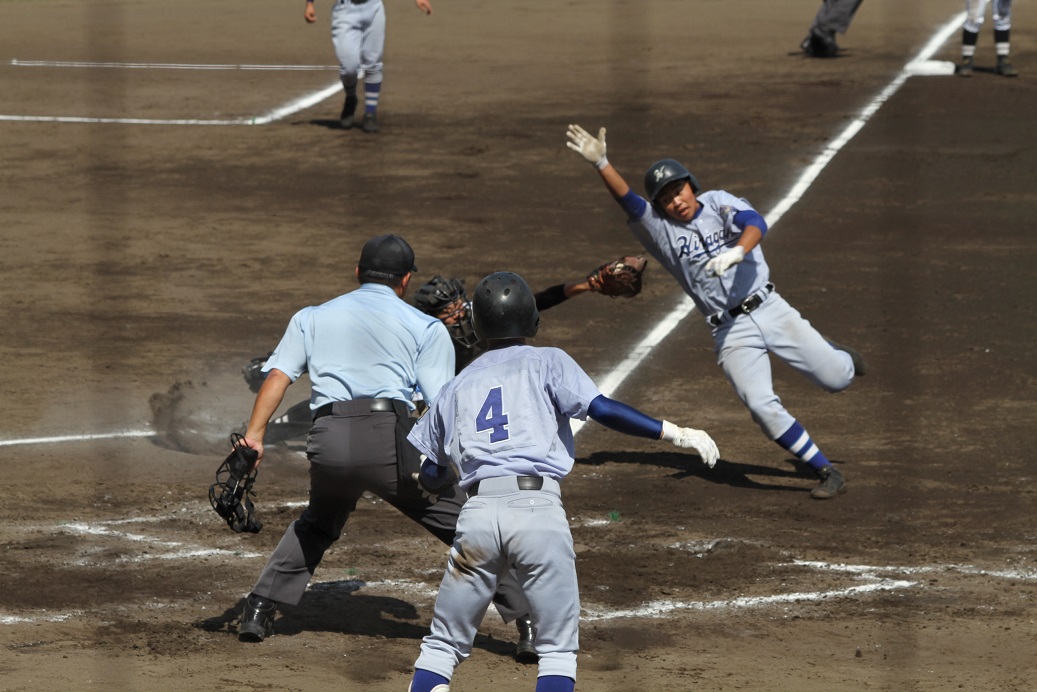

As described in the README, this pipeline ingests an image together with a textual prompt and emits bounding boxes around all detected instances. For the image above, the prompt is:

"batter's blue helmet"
[643,159,701,202]
[472,272,540,341]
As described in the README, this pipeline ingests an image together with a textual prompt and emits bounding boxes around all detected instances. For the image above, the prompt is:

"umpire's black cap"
[359,234,418,275]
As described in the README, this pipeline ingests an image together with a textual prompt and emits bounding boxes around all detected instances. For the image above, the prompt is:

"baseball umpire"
[234,235,536,656]
[566,124,866,499]
[406,272,719,692]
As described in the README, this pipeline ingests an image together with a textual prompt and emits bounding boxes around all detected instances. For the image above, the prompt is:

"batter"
[566,124,865,499]
[406,272,719,692]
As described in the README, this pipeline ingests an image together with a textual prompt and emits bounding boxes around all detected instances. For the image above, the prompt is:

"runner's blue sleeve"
[615,189,648,220]
[587,394,663,439]
[733,209,768,236]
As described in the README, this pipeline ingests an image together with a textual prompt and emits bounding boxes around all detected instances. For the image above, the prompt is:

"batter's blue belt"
[708,282,775,327]
[467,476,544,496]
[312,398,395,421]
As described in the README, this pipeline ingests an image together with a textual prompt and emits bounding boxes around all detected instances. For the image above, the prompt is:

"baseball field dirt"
[1,1,1035,690]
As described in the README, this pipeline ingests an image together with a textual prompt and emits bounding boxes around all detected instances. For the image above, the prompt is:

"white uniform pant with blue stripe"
[414,476,579,682]
[713,292,855,440]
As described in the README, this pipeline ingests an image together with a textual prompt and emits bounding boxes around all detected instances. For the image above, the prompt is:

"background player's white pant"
[964,0,1013,34]
[331,0,385,86]
[414,477,580,682]
[714,292,854,440]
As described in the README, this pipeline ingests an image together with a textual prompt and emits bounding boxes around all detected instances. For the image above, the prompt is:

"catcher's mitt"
[209,433,262,534]
[587,254,648,298]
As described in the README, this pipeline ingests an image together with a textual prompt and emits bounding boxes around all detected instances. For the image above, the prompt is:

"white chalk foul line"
[60,522,264,562]
[581,579,917,622]
[2,58,353,124]
[0,429,151,446]
[0,79,341,126]
[11,59,337,71]
[571,10,967,437]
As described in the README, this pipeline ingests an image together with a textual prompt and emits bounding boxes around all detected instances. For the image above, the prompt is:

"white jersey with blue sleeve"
[627,189,771,316]
[407,344,602,490]
[263,283,454,410]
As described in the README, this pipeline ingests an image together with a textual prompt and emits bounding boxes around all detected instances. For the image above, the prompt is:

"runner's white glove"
[660,420,719,468]
[705,246,745,276]
[566,124,609,169]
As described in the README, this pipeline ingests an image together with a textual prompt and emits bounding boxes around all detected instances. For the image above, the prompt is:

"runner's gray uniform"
[627,189,854,439]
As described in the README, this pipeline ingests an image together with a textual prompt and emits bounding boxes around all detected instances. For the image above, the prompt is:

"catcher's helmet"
[472,272,540,341]
[643,158,701,202]
[413,275,479,348]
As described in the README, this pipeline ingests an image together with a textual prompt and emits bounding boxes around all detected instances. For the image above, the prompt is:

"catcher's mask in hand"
[209,432,263,534]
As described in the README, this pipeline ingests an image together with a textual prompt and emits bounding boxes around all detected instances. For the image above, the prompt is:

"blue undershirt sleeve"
[615,190,648,220]
[733,209,768,236]
[587,394,663,439]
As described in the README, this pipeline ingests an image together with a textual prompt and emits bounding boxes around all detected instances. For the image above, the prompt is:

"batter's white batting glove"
[566,124,608,170]
[705,246,745,276]
[660,420,719,468]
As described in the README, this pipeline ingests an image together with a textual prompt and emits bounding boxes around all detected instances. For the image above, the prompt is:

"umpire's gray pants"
[251,408,531,622]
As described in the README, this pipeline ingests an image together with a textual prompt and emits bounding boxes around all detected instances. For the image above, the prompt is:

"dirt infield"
[2,0,1036,690]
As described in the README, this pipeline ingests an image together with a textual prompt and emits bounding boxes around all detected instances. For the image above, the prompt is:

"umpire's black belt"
[313,398,395,422]
[468,476,543,496]
[708,282,775,327]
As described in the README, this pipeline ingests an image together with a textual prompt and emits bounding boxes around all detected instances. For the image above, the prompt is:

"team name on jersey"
[676,206,738,261]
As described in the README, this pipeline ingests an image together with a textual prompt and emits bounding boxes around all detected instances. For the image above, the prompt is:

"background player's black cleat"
[361,111,380,134]
[802,28,839,58]
[811,466,846,500]
[238,594,277,642]
[996,56,1018,77]
[957,56,974,77]
[514,617,538,663]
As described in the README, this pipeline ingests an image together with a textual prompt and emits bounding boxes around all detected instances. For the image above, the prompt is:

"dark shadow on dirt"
[195,585,515,658]
[578,450,847,493]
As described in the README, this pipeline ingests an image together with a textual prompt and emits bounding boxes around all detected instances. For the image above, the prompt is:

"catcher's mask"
[209,433,262,534]
[413,275,480,348]
[644,158,701,202]
[472,272,540,341]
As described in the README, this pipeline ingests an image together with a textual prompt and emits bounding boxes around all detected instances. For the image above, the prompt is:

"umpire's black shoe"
[514,616,538,664]
[238,593,277,642]
[361,111,380,134]
[811,466,847,500]
[340,94,358,129]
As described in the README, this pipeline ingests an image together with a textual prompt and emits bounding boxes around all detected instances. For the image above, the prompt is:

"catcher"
[411,254,649,372]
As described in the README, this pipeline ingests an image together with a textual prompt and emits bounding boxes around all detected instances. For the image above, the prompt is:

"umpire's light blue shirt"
[264,283,454,410]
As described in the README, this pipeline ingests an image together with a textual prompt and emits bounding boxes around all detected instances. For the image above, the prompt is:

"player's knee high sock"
[410,669,450,692]
[340,74,359,97]
[364,80,382,113]
[775,421,831,472]
[962,28,978,58]
[535,675,575,692]
[994,29,1011,56]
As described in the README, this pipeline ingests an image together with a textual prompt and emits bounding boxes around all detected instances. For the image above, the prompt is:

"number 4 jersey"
[407,344,603,489]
